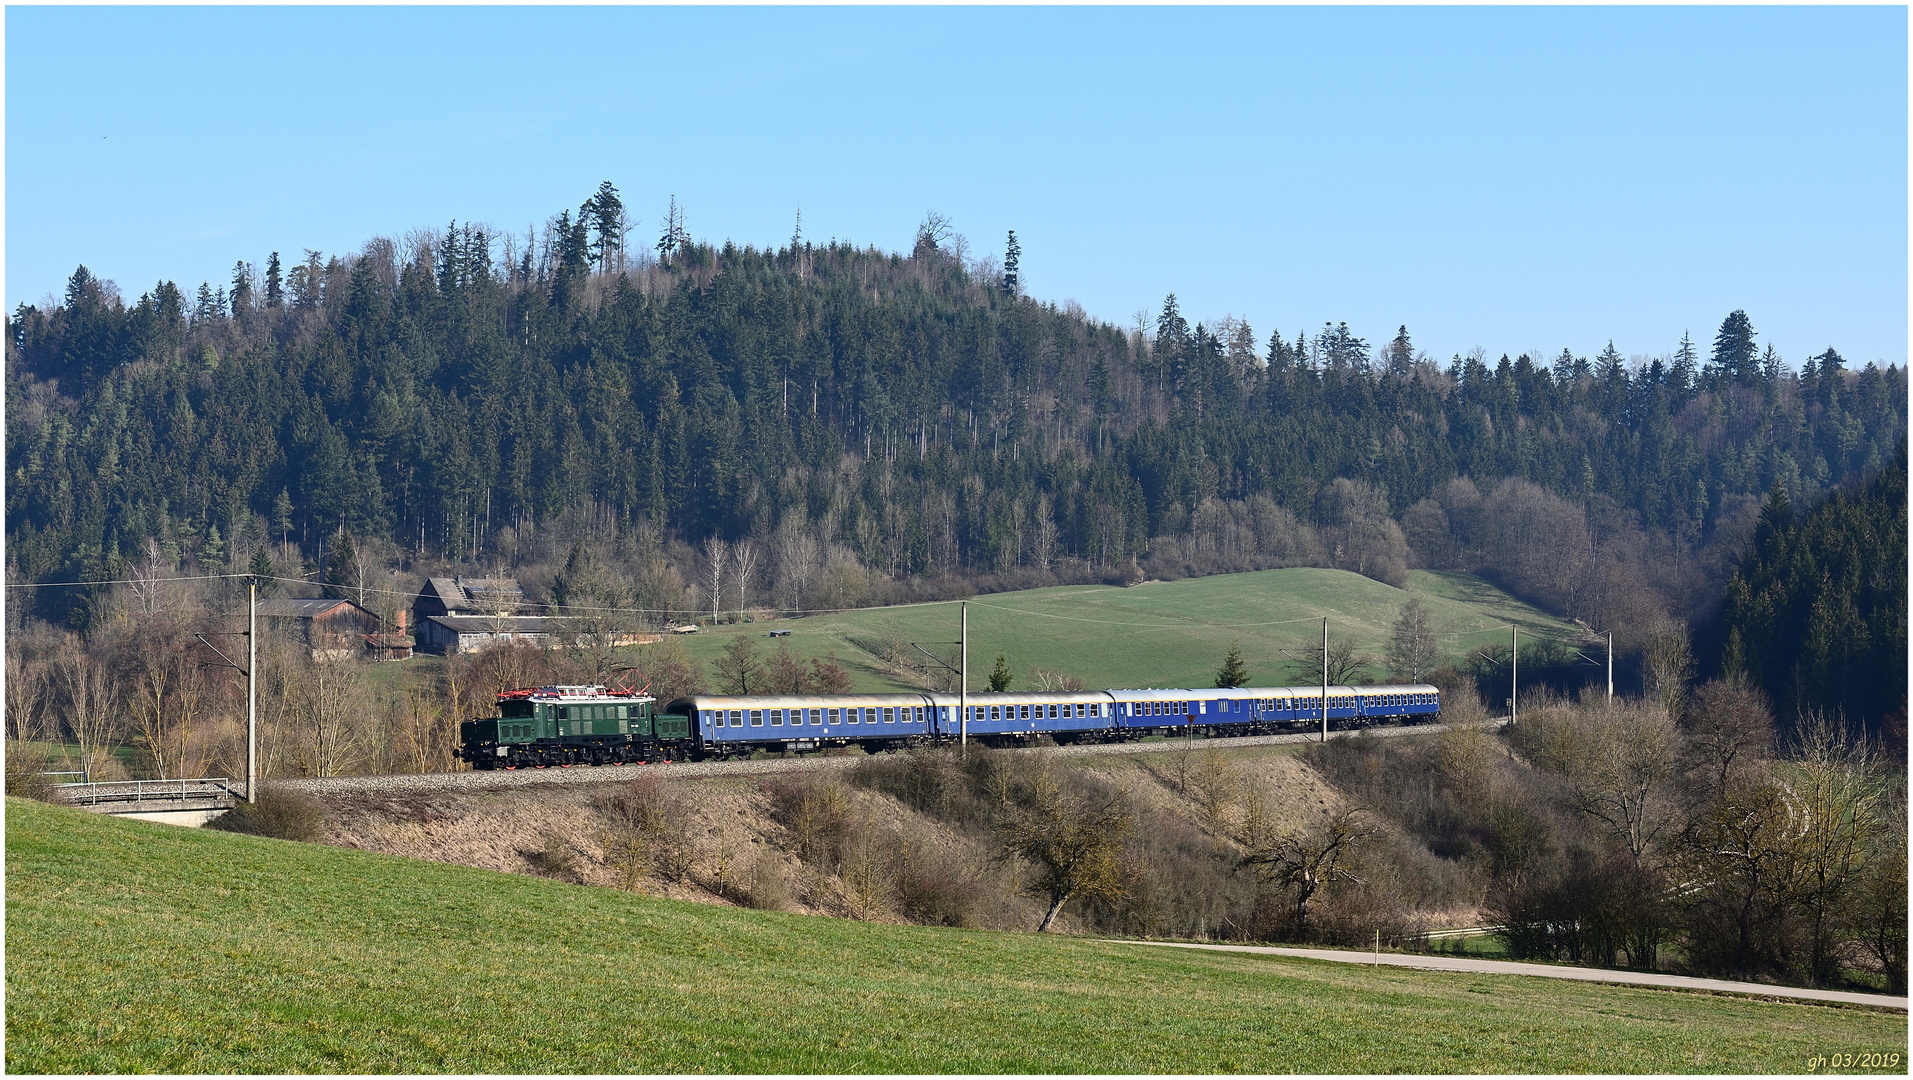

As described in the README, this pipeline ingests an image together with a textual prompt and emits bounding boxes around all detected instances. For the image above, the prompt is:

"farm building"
[409,576,662,655]
[257,598,408,662]
[416,614,556,655]
[414,614,661,656]
[412,577,529,623]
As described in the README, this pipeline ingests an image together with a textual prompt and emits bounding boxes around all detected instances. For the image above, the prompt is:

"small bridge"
[56,778,240,827]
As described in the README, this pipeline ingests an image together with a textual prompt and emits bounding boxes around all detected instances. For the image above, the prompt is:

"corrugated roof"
[423,615,558,632]
[258,598,355,618]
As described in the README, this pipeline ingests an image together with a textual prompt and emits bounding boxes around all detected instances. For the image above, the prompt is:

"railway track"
[279,719,1500,798]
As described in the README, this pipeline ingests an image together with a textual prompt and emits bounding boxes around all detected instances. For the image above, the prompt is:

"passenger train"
[457,681,1441,769]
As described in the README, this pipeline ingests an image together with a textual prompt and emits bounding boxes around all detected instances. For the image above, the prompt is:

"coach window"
[749,710,762,727]
[729,710,742,727]
[770,709,783,726]
[827,708,840,724]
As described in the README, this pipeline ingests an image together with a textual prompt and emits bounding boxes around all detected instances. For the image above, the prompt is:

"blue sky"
[7,6,1906,367]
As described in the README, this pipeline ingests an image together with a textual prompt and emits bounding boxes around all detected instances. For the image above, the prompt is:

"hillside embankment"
[303,731,1473,937]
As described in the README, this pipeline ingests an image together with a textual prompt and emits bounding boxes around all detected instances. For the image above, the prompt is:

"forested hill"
[5,193,1906,641]
[1706,442,1907,736]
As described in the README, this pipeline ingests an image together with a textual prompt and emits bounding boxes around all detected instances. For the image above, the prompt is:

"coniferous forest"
[5,187,1906,735]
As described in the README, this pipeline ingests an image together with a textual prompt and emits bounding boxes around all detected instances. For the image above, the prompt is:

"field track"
[1108,941,1912,1011]
[279,718,1497,797]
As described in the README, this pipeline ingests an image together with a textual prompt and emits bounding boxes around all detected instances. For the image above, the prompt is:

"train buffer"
[54,777,240,827]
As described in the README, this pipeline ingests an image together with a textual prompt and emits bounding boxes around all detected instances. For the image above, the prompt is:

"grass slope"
[8,798,1902,1074]
[676,567,1579,693]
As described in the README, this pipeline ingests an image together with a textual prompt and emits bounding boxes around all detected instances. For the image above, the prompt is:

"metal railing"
[55,777,239,807]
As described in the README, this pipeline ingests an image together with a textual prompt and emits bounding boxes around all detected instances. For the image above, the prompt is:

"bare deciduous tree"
[1562,702,1682,868]
[1642,615,1695,715]
[1681,675,1775,794]
[128,634,207,780]
[6,652,49,745]
[1288,633,1372,686]
[1385,596,1438,683]
[1240,806,1377,940]
[772,518,822,610]
[1790,715,1886,986]
[55,653,119,775]
[990,767,1133,931]
[126,538,171,615]
[703,537,729,623]
[292,660,369,778]
[731,539,758,622]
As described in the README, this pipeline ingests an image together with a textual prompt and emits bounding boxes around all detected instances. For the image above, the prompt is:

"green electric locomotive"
[457,684,693,770]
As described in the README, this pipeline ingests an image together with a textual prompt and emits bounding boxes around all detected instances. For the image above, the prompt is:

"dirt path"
[1105,940,1909,1011]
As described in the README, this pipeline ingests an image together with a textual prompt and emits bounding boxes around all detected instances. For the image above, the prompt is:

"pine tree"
[989,652,1014,691]
[1213,639,1250,688]
[1711,310,1758,385]
[248,548,276,594]
[201,522,225,568]
[264,252,283,308]
[272,488,295,556]
[1002,230,1020,295]
[229,261,254,320]
[584,181,624,275]
[657,195,686,264]
[1386,325,1414,374]
[324,530,361,603]
[1671,330,1698,399]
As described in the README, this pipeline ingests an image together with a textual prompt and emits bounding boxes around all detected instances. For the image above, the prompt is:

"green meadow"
[8,797,1902,1074]
[670,567,1580,692]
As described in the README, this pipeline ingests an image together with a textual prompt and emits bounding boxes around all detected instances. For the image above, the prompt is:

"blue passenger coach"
[666,684,1439,755]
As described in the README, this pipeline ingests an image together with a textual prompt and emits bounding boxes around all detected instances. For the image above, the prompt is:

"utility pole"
[1322,616,1330,743]
[1606,630,1613,706]
[248,582,257,802]
[1511,624,1519,726]
[195,587,259,803]
[960,601,968,750]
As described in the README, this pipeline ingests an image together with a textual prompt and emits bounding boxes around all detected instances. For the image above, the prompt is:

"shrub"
[596,776,695,886]
[520,832,579,881]
[208,785,329,842]
[4,747,58,802]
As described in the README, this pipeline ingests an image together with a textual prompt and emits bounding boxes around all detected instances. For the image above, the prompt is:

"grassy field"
[666,567,1580,694]
[8,797,1903,1074]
